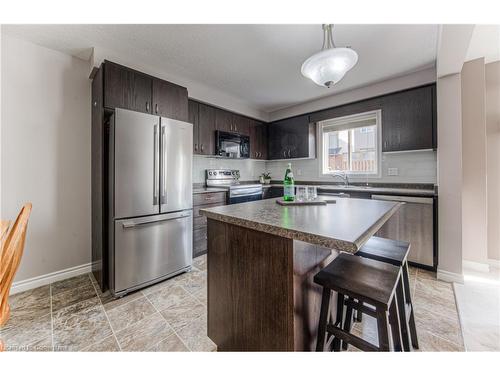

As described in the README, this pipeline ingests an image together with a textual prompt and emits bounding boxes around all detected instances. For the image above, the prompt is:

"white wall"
[268,67,436,121]
[461,58,488,266]
[437,73,463,279]
[1,35,91,282]
[265,151,436,184]
[486,61,500,261]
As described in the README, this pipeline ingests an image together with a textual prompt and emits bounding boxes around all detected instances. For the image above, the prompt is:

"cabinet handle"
[93,101,97,107]
[194,144,198,151]
[146,101,150,112]
[283,150,286,158]
[155,103,158,114]
[201,144,204,152]
[288,149,291,157]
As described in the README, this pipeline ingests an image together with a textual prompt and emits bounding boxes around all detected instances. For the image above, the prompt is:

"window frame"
[317,109,382,178]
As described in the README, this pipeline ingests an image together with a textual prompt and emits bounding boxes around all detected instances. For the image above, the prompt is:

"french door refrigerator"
[109,108,193,296]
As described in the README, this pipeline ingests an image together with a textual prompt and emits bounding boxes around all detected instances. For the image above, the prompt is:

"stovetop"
[206,169,262,192]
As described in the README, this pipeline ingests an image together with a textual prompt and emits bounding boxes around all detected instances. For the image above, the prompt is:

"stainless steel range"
[206,169,262,204]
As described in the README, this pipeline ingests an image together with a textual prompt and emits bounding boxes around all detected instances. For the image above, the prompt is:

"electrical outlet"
[388,167,399,176]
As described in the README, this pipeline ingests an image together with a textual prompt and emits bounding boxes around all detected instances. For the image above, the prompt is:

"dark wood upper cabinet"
[268,115,315,160]
[189,100,200,154]
[381,85,434,152]
[249,120,267,159]
[152,79,188,121]
[104,61,152,114]
[215,108,233,132]
[198,103,216,155]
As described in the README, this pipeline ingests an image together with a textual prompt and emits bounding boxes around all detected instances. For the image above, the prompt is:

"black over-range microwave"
[215,131,250,158]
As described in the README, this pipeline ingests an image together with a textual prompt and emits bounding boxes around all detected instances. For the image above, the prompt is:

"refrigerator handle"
[153,125,159,205]
[161,125,167,205]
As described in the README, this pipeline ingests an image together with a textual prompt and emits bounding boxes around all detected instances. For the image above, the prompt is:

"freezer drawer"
[372,195,434,267]
[112,210,193,294]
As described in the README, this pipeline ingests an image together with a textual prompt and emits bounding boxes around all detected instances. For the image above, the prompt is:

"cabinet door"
[215,108,233,132]
[104,61,152,114]
[198,103,216,155]
[382,85,433,152]
[268,115,310,159]
[233,114,250,135]
[249,120,260,159]
[258,123,268,160]
[152,79,188,121]
[189,100,200,154]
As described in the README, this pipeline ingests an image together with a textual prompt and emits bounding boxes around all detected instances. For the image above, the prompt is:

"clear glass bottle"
[283,163,295,201]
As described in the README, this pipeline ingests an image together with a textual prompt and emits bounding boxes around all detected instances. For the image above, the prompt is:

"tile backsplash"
[193,150,437,185]
[193,155,267,183]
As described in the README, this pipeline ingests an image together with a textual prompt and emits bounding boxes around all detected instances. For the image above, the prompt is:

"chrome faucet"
[331,171,349,187]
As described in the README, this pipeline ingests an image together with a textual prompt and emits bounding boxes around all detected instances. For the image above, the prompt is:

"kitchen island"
[200,196,400,351]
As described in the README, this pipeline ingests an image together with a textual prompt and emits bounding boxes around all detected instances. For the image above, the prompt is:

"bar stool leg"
[342,298,354,350]
[402,261,419,349]
[355,299,363,322]
[389,298,403,351]
[331,292,345,352]
[316,288,331,351]
[376,309,391,351]
[396,278,411,351]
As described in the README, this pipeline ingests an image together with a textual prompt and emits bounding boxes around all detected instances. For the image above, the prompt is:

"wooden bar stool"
[314,253,404,352]
[355,237,419,350]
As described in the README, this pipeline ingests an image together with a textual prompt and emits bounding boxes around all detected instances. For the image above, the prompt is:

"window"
[319,110,381,176]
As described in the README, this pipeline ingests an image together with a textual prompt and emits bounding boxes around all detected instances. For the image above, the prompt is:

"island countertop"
[200,196,400,253]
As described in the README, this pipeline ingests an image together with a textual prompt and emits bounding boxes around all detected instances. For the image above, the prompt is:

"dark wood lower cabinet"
[192,192,226,258]
[207,218,338,351]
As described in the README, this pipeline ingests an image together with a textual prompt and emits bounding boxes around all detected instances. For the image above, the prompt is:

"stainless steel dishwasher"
[372,195,434,268]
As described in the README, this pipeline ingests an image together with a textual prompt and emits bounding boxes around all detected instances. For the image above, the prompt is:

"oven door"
[229,186,262,204]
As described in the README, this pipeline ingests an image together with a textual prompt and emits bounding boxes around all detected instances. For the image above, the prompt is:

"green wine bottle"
[283,163,295,201]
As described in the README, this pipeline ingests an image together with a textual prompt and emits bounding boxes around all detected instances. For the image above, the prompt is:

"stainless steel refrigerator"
[108,108,193,297]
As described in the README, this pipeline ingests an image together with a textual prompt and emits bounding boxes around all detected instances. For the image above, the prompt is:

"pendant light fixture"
[301,24,358,88]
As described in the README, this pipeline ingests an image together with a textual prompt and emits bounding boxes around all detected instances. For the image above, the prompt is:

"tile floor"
[0,256,213,352]
[454,264,500,351]
[1,257,464,352]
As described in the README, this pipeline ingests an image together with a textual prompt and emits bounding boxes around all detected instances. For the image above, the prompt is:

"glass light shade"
[301,47,358,88]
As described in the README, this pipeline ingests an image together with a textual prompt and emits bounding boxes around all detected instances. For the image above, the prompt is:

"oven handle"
[230,189,263,197]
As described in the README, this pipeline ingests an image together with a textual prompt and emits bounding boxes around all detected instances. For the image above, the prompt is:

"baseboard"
[437,268,464,284]
[463,260,490,273]
[10,263,92,295]
[488,258,500,268]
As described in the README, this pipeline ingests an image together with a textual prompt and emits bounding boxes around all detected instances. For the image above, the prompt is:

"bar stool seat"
[314,253,404,352]
[355,236,419,350]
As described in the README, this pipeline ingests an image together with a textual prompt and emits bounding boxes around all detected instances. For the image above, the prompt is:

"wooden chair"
[0,203,33,327]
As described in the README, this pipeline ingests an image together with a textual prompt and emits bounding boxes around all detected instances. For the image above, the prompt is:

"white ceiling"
[2,24,438,113]
[466,25,500,64]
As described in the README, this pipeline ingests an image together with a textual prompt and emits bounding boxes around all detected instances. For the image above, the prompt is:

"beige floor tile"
[414,306,463,346]
[51,274,92,296]
[417,329,464,352]
[176,316,216,352]
[115,312,173,351]
[193,255,207,271]
[4,334,53,352]
[416,268,438,281]
[148,333,190,352]
[53,297,113,351]
[413,289,459,319]
[192,288,207,306]
[106,296,157,332]
[52,282,97,312]
[414,278,455,302]
[146,283,192,311]
[160,294,205,332]
[0,312,52,350]
[175,269,207,295]
[4,286,50,327]
[82,335,120,352]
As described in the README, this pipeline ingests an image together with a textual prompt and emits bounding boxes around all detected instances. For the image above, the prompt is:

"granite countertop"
[200,196,401,253]
[192,187,228,194]
[267,183,436,197]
